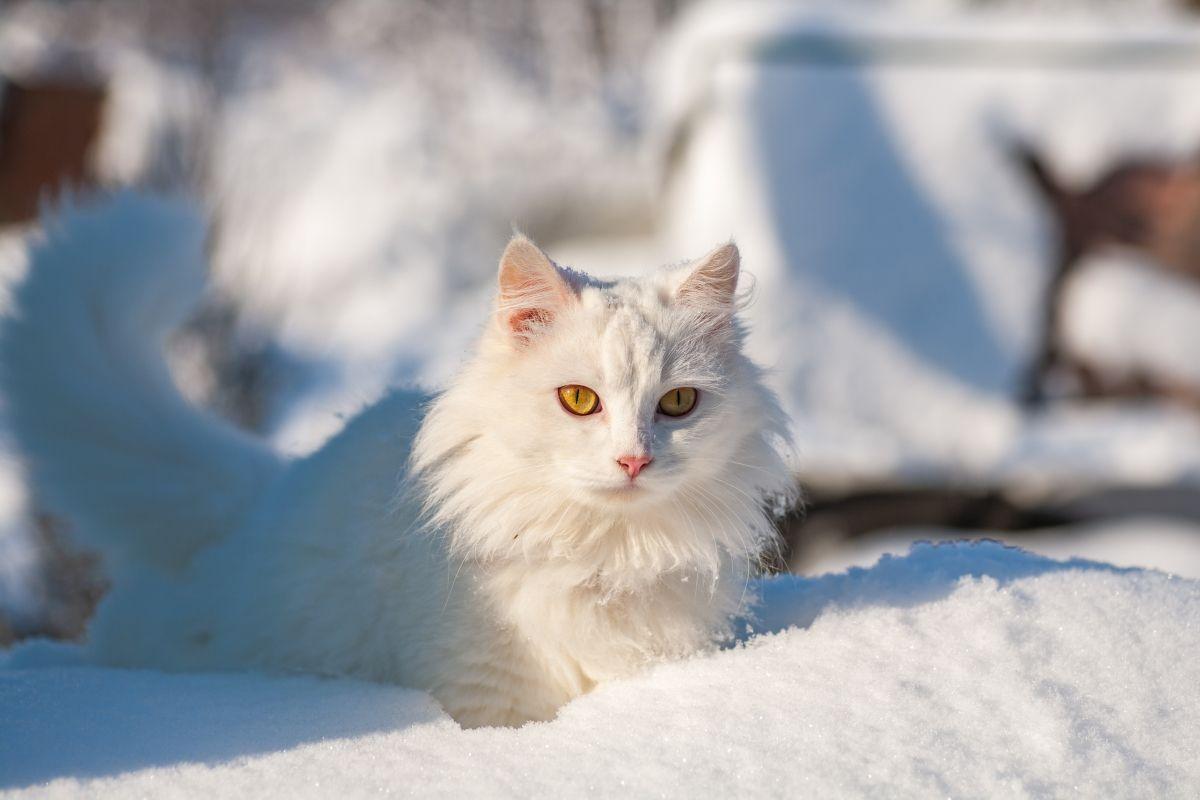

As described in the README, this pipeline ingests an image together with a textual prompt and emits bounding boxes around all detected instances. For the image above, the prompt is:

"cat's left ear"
[496,235,574,342]
[676,242,740,315]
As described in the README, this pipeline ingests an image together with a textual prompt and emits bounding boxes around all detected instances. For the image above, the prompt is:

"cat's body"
[2,194,797,727]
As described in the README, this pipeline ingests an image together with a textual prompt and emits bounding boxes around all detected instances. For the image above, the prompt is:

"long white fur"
[1,194,799,728]
[0,195,283,572]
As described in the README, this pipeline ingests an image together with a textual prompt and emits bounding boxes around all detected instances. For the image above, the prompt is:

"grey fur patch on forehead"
[599,304,664,389]
[554,261,610,293]
[586,281,676,334]
[576,272,676,312]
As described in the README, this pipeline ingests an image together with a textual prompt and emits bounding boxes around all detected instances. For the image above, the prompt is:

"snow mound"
[3,541,1198,797]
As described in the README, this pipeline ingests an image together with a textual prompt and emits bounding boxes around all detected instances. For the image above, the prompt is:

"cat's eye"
[658,387,698,417]
[558,385,600,416]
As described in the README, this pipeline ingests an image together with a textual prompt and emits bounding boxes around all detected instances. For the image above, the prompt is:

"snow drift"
[2,541,1198,797]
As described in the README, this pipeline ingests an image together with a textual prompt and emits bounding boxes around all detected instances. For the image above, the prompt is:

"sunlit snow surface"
[3,542,1198,798]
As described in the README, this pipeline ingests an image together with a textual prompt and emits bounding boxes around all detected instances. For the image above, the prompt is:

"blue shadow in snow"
[0,653,446,789]
[746,49,1015,393]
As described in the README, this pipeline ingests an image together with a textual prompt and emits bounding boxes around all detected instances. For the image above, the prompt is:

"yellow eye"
[658,387,698,417]
[558,385,600,416]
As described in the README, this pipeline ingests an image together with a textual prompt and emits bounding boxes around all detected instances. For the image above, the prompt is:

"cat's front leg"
[430,642,569,728]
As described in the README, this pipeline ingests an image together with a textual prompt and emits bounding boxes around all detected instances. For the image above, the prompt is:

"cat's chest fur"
[434,555,731,727]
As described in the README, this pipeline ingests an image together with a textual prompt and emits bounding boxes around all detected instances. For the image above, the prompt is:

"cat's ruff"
[1,193,798,727]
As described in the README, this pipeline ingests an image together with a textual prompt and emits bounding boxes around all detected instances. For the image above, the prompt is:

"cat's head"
[414,236,797,576]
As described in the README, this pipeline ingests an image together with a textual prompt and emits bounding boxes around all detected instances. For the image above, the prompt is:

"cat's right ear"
[675,242,740,316]
[496,235,573,342]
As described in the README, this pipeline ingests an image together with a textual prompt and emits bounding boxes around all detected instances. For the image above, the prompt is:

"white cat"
[1,194,798,727]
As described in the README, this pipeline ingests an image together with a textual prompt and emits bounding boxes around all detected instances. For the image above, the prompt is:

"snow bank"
[3,542,1198,797]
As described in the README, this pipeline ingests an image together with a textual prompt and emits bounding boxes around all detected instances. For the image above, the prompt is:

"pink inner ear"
[508,307,553,335]
[496,236,573,342]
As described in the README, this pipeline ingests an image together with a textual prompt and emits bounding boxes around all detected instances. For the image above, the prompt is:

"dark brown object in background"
[0,513,109,643]
[0,80,109,641]
[780,480,1200,574]
[780,485,1069,573]
[28,513,109,641]
[1016,143,1200,406]
[0,80,107,225]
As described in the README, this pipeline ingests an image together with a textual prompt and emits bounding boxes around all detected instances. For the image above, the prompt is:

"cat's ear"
[676,242,740,315]
[496,235,573,341]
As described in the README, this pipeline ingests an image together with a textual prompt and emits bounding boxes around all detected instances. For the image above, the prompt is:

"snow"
[2,541,1198,797]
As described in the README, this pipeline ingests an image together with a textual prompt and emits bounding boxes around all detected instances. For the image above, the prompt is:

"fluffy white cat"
[1,194,798,727]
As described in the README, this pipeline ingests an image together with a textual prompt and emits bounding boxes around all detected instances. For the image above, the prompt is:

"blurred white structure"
[652,2,1200,489]
[1061,253,1200,389]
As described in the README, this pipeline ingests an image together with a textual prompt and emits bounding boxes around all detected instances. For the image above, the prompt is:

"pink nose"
[616,454,653,479]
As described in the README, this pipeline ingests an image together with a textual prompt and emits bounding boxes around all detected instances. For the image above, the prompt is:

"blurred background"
[2,0,1200,644]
